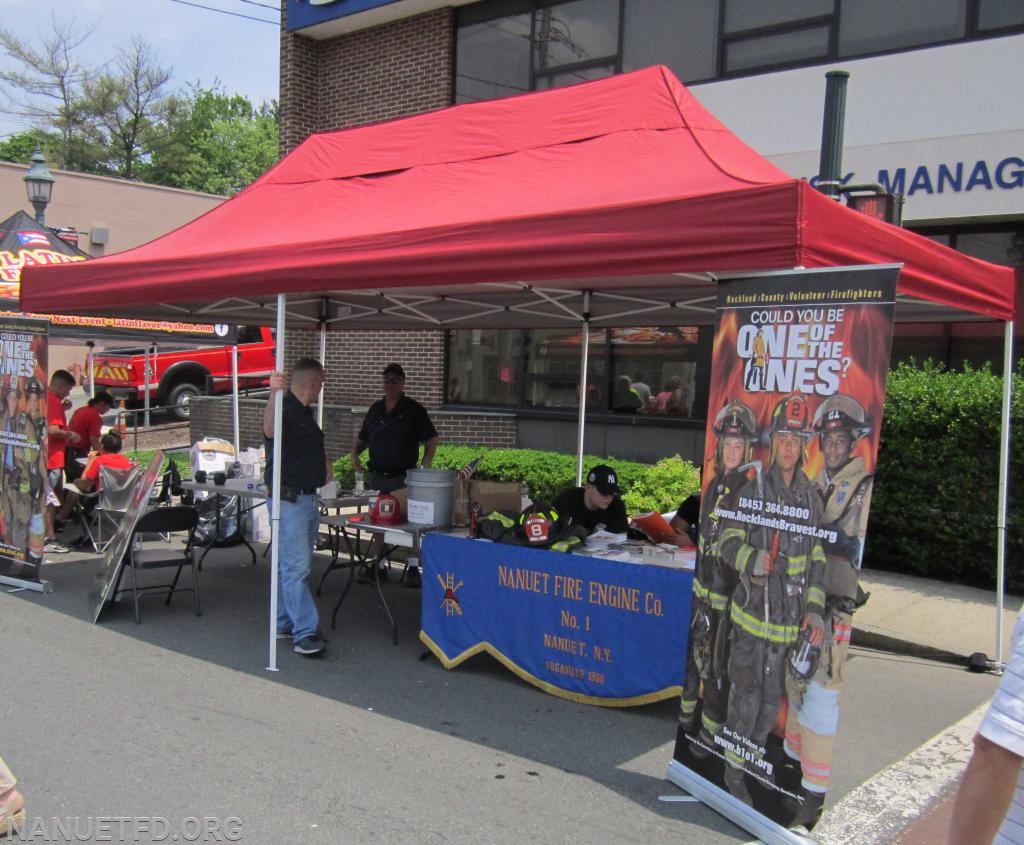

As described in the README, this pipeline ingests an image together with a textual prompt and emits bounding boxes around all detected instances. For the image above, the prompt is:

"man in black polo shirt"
[264,358,333,657]
[351,363,439,587]
[552,464,629,535]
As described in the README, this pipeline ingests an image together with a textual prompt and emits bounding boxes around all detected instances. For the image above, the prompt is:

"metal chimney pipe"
[818,70,850,199]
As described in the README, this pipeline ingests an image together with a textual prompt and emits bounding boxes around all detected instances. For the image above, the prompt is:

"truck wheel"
[167,381,201,420]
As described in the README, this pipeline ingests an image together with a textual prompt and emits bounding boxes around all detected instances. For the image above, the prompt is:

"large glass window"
[446,329,525,405]
[839,0,966,56]
[523,328,607,408]
[722,0,833,34]
[978,0,1024,32]
[725,26,831,73]
[456,9,532,103]
[446,325,707,418]
[534,62,616,88]
[456,0,1022,102]
[608,327,701,416]
[532,0,619,72]
[622,0,718,83]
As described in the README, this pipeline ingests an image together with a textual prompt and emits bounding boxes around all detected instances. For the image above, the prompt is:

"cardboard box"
[469,479,523,516]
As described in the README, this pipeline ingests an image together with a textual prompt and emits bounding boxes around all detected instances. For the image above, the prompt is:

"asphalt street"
[2,545,1002,844]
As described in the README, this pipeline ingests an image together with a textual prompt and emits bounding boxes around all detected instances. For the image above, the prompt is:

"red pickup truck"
[90,325,276,419]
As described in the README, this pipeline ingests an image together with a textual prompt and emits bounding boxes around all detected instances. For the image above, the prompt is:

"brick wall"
[188,397,517,464]
[279,8,454,154]
[278,6,319,156]
[317,9,454,133]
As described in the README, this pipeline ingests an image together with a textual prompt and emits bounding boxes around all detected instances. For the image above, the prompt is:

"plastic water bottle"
[354,471,365,493]
[521,481,531,510]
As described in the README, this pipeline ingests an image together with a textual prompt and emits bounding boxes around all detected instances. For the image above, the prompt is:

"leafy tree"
[82,36,173,179]
[0,130,56,165]
[0,17,274,192]
[143,85,278,194]
[0,15,101,171]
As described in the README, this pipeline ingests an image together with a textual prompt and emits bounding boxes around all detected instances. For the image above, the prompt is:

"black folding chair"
[116,506,201,624]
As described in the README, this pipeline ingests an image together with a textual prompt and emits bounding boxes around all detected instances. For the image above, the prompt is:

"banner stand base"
[1,574,53,593]
[665,760,819,845]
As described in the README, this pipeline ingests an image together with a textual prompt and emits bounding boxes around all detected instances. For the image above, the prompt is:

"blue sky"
[0,0,280,138]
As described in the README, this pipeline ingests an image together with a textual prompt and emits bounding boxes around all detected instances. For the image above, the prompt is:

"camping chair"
[115,505,201,624]
[94,464,142,550]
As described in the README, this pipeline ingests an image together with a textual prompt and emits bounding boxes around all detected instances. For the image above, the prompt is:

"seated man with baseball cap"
[552,464,629,536]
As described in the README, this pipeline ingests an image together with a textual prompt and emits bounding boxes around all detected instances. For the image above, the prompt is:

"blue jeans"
[271,494,320,641]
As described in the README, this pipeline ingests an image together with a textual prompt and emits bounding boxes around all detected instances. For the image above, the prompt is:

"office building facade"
[279,0,1023,463]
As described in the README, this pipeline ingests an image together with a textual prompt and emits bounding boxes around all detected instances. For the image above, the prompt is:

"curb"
[852,625,968,667]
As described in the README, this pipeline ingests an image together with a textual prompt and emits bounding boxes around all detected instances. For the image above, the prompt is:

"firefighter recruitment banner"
[0,317,49,587]
[667,266,898,841]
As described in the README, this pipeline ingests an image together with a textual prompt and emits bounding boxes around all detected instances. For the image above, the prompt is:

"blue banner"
[420,534,693,707]
[287,0,404,32]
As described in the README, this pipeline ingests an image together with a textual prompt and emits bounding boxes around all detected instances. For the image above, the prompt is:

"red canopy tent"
[19,66,1017,676]
[18,65,1015,326]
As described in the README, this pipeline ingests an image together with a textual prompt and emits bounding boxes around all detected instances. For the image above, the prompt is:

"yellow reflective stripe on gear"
[806,586,826,610]
[680,699,697,717]
[730,603,799,643]
[488,512,515,528]
[701,715,723,734]
[782,554,808,575]
[692,579,729,611]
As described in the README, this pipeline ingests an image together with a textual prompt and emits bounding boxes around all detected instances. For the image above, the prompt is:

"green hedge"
[864,361,1024,590]
[333,447,700,515]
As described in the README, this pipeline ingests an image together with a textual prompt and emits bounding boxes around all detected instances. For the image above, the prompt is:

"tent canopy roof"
[19,66,1016,326]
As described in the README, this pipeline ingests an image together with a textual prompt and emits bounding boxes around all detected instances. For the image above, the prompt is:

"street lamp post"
[23,147,55,227]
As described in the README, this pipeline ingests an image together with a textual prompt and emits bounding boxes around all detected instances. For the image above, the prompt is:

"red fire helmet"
[370,493,403,526]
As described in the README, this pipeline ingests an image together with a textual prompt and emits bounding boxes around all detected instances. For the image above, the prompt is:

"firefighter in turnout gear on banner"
[781,394,873,828]
[718,393,827,807]
[679,400,759,758]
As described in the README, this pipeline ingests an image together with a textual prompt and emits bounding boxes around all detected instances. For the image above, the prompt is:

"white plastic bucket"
[406,468,457,529]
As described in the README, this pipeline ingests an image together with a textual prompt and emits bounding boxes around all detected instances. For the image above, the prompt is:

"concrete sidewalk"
[855,567,1021,666]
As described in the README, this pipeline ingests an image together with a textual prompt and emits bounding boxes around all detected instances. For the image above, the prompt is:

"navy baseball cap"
[587,464,620,496]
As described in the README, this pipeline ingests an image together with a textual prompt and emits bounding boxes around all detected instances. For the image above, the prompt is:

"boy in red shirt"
[57,432,133,525]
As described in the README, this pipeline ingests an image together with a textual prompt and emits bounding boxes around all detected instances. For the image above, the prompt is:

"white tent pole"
[267,296,286,673]
[996,319,1015,667]
[232,343,240,455]
[86,342,95,395]
[575,292,591,486]
[144,343,154,427]
[317,324,326,428]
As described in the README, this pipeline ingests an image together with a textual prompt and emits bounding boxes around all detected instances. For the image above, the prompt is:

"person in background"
[65,391,114,482]
[56,431,132,524]
[264,358,332,657]
[949,606,1024,845]
[630,372,652,406]
[655,377,682,413]
[552,464,628,535]
[44,370,81,555]
[669,492,700,547]
[351,363,439,588]
[611,375,642,412]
